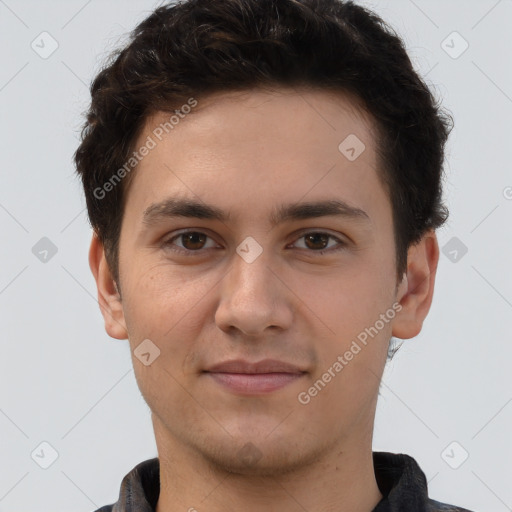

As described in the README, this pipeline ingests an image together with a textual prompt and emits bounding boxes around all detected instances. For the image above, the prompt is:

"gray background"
[1,0,511,510]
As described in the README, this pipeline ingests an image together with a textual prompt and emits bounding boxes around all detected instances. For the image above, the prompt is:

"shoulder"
[427,498,476,512]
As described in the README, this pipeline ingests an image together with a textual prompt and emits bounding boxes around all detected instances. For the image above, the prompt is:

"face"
[92,87,435,476]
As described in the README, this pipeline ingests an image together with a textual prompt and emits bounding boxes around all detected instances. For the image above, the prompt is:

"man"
[75,0,474,510]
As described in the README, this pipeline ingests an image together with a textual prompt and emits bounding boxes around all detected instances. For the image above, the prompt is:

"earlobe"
[391,231,439,340]
[88,233,128,340]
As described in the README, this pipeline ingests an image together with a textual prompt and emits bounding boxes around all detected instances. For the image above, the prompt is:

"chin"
[195,432,327,477]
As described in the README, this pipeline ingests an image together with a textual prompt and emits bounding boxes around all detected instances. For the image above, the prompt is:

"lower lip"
[205,372,305,394]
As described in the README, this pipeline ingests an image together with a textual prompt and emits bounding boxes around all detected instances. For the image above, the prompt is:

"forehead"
[154,86,376,151]
[122,86,388,227]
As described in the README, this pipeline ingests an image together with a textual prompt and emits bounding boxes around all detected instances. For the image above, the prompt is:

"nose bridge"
[215,239,293,335]
[228,240,274,302]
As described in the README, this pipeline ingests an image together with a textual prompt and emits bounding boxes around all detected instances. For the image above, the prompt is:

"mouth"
[202,359,307,394]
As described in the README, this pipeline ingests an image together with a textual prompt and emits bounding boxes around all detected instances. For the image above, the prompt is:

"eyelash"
[161,230,347,257]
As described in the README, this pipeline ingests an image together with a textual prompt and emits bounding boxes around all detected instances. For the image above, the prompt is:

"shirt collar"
[104,451,470,512]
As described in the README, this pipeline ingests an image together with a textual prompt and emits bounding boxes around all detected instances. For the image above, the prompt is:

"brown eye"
[304,233,330,250]
[291,231,346,254]
[163,231,219,255]
[180,232,207,250]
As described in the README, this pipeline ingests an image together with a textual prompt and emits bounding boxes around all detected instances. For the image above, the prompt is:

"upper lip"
[204,359,306,374]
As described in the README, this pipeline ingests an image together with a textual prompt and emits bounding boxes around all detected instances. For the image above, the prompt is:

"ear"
[392,230,439,339]
[88,233,128,340]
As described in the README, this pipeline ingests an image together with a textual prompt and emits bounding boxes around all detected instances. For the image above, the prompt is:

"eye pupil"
[168,231,340,255]
[305,233,329,250]
[182,232,207,250]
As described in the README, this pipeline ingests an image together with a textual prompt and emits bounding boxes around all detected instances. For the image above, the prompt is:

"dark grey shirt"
[95,452,475,511]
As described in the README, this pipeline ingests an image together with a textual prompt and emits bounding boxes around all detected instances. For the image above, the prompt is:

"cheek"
[121,264,212,406]
[297,272,394,427]
[121,261,216,351]
[292,258,395,407]
[291,256,395,339]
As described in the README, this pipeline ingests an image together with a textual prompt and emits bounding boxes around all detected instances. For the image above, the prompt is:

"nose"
[214,248,294,337]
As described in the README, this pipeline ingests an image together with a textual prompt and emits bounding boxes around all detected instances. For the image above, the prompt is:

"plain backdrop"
[0,0,511,511]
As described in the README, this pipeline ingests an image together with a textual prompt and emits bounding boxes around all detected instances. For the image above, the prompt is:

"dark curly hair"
[74,0,452,288]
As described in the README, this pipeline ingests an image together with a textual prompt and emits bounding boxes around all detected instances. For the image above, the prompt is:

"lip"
[203,359,307,395]
[204,358,306,374]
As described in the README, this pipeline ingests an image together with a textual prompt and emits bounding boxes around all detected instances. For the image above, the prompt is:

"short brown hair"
[74,0,452,287]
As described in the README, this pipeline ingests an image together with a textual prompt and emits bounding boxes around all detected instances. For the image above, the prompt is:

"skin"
[89,86,439,512]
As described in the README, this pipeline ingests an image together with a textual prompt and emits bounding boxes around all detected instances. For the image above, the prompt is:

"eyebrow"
[142,197,370,228]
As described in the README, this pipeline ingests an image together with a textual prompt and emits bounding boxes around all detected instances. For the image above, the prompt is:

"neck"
[154,417,383,512]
